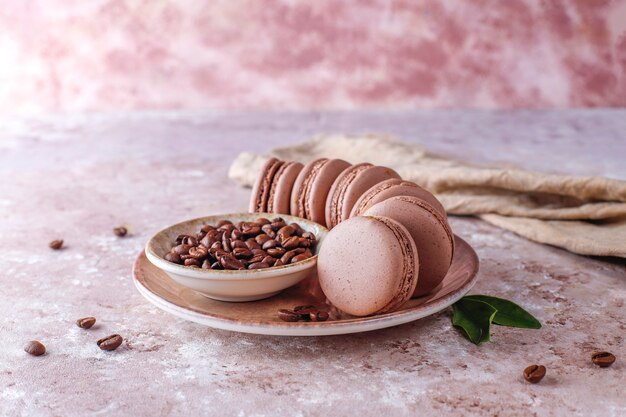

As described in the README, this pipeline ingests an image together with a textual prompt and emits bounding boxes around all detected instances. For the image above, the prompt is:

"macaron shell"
[364,196,454,297]
[249,158,283,213]
[350,179,447,219]
[290,159,328,218]
[268,161,303,214]
[317,215,419,317]
[306,159,351,226]
[330,165,401,227]
[325,163,372,229]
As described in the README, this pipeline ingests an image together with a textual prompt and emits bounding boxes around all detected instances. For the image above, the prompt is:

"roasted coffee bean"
[97,334,123,351]
[262,256,277,266]
[251,248,267,257]
[49,239,63,250]
[233,247,253,259]
[164,252,181,263]
[294,305,317,314]
[298,237,311,248]
[184,258,200,267]
[245,238,261,250]
[291,254,309,263]
[274,259,284,267]
[309,311,329,322]
[189,246,209,260]
[210,261,222,270]
[220,255,245,270]
[281,250,298,264]
[267,247,286,257]
[255,234,272,245]
[242,225,261,237]
[222,234,232,252]
[24,340,46,356]
[261,224,276,238]
[231,229,243,241]
[248,262,270,269]
[523,365,546,383]
[175,234,189,244]
[201,259,212,269]
[248,254,265,264]
[290,223,305,236]
[172,244,192,255]
[231,240,248,249]
[113,226,128,237]
[194,232,206,241]
[210,241,222,250]
[262,239,278,250]
[255,217,271,226]
[76,317,96,329]
[201,224,216,233]
[278,309,300,322]
[181,236,197,246]
[303,248,313,257]
[277,225,295,241]
[282,236,300,250]
[270,220,286,231]
[591,351,616,367]
[216,220,232,228]
[201,234,216,247]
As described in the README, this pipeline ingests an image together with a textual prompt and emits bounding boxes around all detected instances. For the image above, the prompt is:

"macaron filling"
[267,162,290,213]
[254,159,283,212]
[370,216,418,314]
[297,159,328,219]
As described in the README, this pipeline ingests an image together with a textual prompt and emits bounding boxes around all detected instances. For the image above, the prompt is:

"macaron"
[317,215,419,316]
[290,158,350,226]
[364,196,454,297]
[325,164,400,229]
[350,178,447,219]
[249,158,283,213]
[267,161,303,214]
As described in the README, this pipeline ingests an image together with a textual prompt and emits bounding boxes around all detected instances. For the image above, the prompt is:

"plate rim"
[132,235,479,336]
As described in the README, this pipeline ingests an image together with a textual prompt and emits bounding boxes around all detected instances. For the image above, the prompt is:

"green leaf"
[452,298,498,345]
[464,295,541,329]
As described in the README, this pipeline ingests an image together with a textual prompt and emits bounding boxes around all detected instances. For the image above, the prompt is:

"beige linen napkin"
[229,134,626,258]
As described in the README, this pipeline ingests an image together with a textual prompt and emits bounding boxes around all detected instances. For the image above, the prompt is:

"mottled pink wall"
[0,0,625,113]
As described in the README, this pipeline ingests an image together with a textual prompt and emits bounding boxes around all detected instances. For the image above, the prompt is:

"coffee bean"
[245,238,261,250]
[523,365,546,383]
[210,241,222,250]
[181,236,197,246]
[294,305,317,314]
[277,225,295,241]
[222,234,232,252]
[282,236,300,250]
[113,226,128,237]
[255,217,271,225]
[184,258,200,267]
[216,220,232,228]
[220,255,245,270]
[76,317,96,329]
[49,239,63,250]
[172,244,192,255]
[231,240,248,249]
[200,235,215,247]
[267,247,285,257]
[290,223,305,236]
[97,334,123,351]
[291,254,310,263]
[252,248,267,257]
[194,232,206,241]
[248,254,265,264]
[249,262,270,269]
[242,225,261,237]
[261,224,276,238]
[201,224,216,233]
[278,309,300,322]
[270,220,286,231]
[233,247,253,259]
[274,259,284,267]
[255,234,272,245]
[262,256,277,266]
[210,261,222,270]
[188,246,209,260]
[201,259,212,269]
[309,311,329,322]
[262,239,278,250]
[281,250,298,264]
[164,252,181,263]
[24,340,46,356]
[591,351,616,367]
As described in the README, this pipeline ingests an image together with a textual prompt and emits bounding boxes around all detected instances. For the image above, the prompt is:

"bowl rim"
[145,212,328,281]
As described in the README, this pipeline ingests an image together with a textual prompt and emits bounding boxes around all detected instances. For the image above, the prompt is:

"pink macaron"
[290,158,350,226]
[317,215,419,316]
[267,161,304,215]
[364,196,454,297]
[249,158,284,213]
[325,164,400,229]
[350,178,447,220]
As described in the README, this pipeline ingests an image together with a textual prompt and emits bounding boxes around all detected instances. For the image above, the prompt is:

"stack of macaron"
[249,158,455,317]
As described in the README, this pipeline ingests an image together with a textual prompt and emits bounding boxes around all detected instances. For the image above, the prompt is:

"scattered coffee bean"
[97,334,123,351]
[278,309,300,322]
[49,239,63,250]
[591,351,616,368]
[113,226,128,237]
[279,305,330,322]
[24,340,46,356]
[523,365,546,383]
[76,317,96,329]
[310,311,329,322]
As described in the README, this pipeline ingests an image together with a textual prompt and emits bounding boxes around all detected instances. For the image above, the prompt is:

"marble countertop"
[1,110,624,417]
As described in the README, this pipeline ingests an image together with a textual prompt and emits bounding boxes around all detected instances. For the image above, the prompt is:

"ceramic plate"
[133,235,479,336]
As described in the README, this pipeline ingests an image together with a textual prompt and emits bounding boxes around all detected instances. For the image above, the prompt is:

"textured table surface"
[1,110,625,417]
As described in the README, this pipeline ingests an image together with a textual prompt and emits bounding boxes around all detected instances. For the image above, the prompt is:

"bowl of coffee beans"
[145,213,327,302]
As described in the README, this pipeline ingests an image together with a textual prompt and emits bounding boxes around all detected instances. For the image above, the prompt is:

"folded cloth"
[229,134,626,258]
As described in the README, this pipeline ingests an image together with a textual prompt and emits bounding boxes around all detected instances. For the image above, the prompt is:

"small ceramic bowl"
[145,213,328,302]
